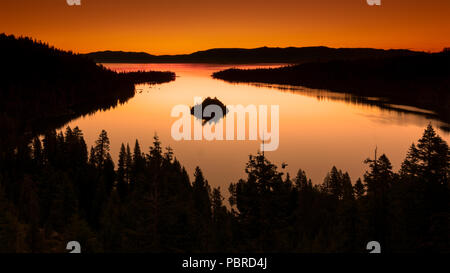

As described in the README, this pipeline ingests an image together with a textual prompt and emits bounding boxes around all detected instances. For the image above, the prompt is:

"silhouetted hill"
[213,51,450,123]
[83,50,159,63]
[0,34,175,146]
[83,46,422,63]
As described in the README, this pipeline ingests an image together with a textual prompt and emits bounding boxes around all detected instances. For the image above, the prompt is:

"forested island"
[213,50,450,124]
[191,97,228,123]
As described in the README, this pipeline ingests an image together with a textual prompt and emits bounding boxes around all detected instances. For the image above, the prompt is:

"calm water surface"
[64,63,449,193]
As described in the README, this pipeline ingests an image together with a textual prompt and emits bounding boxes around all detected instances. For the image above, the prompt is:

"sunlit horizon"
[1,0,449,54]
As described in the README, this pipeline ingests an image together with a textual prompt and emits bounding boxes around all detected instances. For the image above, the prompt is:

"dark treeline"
[0,124,448,253]
[213,50,450,124]
[117,71,175,85]
[83,47,420,64]
[0,34,175,148]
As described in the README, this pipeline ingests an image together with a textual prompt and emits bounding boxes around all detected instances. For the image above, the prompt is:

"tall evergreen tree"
[400,124,449,185]
[353,178,365,199]
[117,144,127,200]
[93,130,111,168]
[363,153,394,249]
[125,144,132,184]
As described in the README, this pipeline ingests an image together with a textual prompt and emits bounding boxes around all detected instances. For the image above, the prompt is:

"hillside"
[213,51,450,124]
[83,46,422,64]
[0,34,175,144]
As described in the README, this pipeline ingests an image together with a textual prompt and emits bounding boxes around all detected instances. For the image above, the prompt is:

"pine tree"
[400,124,449,185]
[133,139,142,163]
[192,167,212,251]
[295,169,311,191]
[353,178,365,199]
[193,167,212,218]
[88,146,96,166]
[363,153,394,249]
[117,144,127,200]
[132,140,145,179]
[210,187,232,251]
[69,126,88,166]
[164,146,174,162]
[93,130,111,168]
[103,155,116,194]
[322,166,345,200]
[211,187,225,222]
[125,144,132,184]
[342,172,354,202]
[364,153,394,197]
[148,134,163,166]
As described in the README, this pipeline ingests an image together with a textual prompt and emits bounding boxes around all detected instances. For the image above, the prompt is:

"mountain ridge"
[83,46,424,63]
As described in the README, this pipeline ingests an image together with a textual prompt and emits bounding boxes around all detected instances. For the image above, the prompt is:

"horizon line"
[3,33,447,55]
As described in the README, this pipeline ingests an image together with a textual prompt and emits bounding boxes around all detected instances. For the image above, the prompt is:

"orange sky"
[1,0,449,54]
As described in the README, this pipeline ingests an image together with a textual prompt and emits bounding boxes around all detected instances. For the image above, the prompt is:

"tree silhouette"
[400,124,449,185]
[93,130,111,168]
[0,124,448,253]
[117,144,128,201]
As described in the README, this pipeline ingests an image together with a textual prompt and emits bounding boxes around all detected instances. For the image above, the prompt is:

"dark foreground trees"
[0,124,448,252]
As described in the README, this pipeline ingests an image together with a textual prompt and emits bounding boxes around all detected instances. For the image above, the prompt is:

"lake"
[64,63,449,193]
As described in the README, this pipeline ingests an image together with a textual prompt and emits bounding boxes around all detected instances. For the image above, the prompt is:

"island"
[190,97,228,124]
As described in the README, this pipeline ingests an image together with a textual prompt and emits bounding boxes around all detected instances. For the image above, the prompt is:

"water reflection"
[64,63,449,193]
[239,82,449,132]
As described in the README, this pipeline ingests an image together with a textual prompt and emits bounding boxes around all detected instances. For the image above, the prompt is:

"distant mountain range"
[82,46,423,63]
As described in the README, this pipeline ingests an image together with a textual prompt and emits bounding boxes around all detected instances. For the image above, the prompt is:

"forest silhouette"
[0,124,448,252]
[213,50,450,125]
[0,34,175,150]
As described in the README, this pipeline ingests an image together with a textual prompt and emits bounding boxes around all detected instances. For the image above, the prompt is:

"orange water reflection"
[65,63,449,193]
